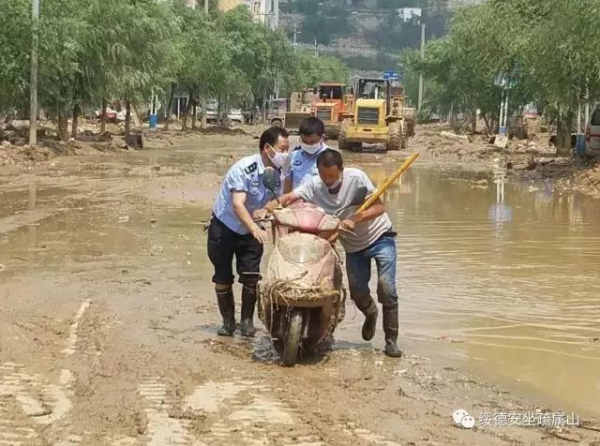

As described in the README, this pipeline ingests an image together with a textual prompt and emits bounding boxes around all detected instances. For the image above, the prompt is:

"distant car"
[205,108,218,124]
[96,107,117,122]
[96,107,126,122]
[228,109,244,125]
[585,108,600,157]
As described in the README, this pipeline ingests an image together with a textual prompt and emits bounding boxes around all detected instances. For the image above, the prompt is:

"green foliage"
[279,51,350,96]
[0,0,31,111]
[0,0,349,123]
[403,0,600,140]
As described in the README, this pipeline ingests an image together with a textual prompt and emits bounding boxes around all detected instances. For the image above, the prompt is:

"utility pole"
[293,23,299,46]
[204,0,208,14]
[418,21,426,111]
[29,0,40,146]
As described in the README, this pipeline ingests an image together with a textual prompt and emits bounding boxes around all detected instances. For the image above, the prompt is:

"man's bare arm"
[283,177,293,194]
[254,192,301,219]
[341,198,386,231]
[232,192,269,244]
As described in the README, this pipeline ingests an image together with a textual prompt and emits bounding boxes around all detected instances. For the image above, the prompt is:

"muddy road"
[1,132,600,445]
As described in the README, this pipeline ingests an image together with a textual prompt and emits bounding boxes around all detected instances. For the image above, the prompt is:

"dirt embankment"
[0,119,258,167]
[414,125,600,198]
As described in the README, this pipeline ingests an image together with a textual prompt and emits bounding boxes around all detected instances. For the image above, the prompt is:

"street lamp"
[293,24,301,46]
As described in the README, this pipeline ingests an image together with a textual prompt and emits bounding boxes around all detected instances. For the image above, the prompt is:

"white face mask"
[328,177,342,192]
[301,142,321,155]
[268,146,288,169]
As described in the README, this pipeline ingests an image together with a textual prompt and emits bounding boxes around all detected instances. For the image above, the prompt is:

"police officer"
[284,117,329,193]
[207,127,290,337]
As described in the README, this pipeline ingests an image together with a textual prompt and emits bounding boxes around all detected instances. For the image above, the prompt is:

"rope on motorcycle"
[258,273,342,335]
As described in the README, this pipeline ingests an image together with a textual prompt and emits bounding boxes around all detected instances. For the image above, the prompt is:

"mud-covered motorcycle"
[257,168,346,366]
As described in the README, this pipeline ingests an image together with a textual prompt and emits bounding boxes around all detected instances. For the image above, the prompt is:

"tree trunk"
[200,97,207,129]
[217,95,223,127]
[71,103,80,140]
[57,113,69,142]
[181,94,193,131]
[482,113,492,135]
[165,82,176,131]
[556,114,573,157]
[191,103,197,130]
[100,99,107,134]
[262,89,267,124]
[125,100,132,138]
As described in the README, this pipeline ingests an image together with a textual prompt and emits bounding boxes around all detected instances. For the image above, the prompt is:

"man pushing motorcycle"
[256,149,402,358]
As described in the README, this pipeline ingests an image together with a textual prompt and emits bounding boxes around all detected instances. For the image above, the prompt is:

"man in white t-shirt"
[258,149,401,357]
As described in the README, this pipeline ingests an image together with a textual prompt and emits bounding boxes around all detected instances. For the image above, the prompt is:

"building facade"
[218,0,279,29]
[397,7,422,22]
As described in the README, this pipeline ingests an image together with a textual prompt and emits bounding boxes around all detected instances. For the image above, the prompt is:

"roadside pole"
[418,22,426,110]
[29,0,40,146]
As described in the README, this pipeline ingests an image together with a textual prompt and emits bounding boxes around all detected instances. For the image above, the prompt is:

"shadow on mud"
[199,323,376,367]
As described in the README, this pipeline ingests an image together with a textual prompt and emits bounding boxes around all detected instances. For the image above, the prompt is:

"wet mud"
[1,131,599,445]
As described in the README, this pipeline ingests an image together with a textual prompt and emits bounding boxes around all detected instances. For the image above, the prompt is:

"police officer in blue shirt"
[284,117,329,193]
[208,127,290,337]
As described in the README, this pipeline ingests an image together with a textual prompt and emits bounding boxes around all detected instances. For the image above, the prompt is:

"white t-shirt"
[295,168,393,253]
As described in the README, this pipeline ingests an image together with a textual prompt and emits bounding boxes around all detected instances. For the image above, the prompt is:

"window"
[592,110,600,126]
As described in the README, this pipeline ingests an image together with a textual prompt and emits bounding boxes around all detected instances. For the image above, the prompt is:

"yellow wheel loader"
[339,78,414,151]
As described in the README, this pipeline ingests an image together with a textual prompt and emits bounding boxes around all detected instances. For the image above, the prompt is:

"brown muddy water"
[350,155,600,419]
[1,142,600,425]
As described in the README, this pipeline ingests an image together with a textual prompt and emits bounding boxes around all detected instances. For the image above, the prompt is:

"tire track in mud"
[196,342,404,446]
[62,299,92,357]
[136,377,328,446]
[0,299,98,446]
[139,379,194,446]
[0,362,72,445]
[0,393,38,446]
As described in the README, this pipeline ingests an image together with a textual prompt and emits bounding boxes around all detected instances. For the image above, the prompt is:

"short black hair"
[299,117,325,137]
[260,126,289,151]
[317,149,343,169]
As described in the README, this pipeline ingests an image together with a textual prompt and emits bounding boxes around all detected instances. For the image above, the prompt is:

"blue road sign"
[383,70,400,81]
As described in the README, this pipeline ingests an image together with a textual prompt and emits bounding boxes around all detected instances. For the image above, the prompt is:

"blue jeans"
[345,235,399,309]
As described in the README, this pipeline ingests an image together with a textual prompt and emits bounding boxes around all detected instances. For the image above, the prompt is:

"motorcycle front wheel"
[282,309,303,366]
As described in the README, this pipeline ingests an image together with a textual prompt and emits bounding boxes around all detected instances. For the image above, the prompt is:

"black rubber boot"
[216,288,236,336]
[362,299,379,342]
[383,306,402,358]
[240,284,257,337]
[353,295,378,341]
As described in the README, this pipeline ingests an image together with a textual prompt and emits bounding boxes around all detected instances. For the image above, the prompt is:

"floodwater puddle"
[346,155,600,417]
[2,145,600,421]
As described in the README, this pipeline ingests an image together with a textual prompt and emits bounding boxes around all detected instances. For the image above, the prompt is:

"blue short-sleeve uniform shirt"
[213,154,282,235]
[285,143,329,189]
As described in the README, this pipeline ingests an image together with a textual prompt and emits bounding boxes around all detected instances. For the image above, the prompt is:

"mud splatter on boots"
[216,287,236,336]
[383,306,402,358]
[240,284,257,337]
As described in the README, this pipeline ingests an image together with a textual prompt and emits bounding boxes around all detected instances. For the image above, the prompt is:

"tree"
[0,0,349,137]
[110,0,179,138]
[0,0,31,115]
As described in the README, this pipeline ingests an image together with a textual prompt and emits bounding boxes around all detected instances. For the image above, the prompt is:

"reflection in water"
[27,182,38,251]
[347,154,600,417]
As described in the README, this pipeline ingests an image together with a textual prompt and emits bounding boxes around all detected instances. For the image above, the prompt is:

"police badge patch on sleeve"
[244,162,258,175]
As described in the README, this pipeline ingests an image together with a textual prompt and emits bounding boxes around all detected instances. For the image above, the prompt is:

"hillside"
[280,0,457,72]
